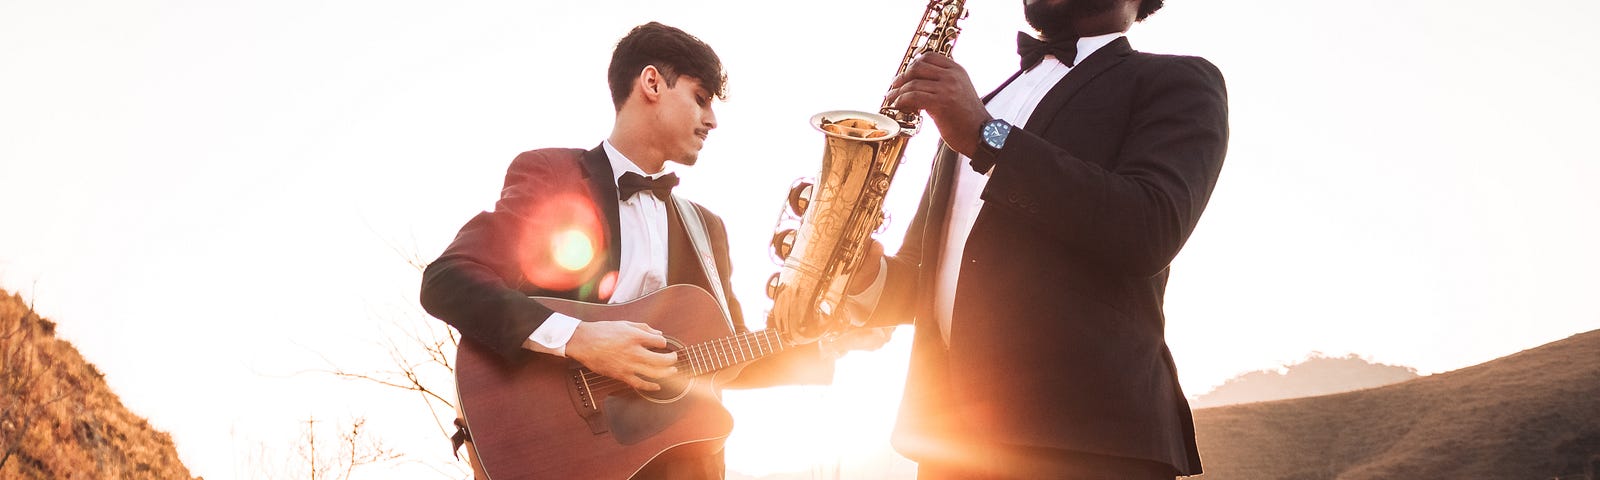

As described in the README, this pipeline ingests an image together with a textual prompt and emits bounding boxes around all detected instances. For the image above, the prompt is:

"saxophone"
[767,0,968,344]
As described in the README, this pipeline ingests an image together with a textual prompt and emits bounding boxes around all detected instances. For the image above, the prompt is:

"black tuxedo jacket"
[867,37,1227,475]
[421,145,830,386]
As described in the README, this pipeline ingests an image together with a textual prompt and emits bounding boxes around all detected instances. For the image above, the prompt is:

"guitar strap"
[671,195,734,330]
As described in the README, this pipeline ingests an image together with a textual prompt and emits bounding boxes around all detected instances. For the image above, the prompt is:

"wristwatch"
[972,118,1012,173]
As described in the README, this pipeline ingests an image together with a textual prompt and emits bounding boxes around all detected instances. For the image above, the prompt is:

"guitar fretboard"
[676,329,788,376]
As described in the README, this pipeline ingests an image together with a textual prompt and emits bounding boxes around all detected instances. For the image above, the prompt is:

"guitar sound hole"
[637,337,692,403]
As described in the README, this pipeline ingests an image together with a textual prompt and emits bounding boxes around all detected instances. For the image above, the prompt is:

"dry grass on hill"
[1193,329,1600,479]
[0,290,196,479]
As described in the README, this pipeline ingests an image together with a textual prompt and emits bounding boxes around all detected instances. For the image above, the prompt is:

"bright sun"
[720,331,917,477]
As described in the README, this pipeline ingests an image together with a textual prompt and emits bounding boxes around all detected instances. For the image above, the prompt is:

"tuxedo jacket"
[866,37,1227,475]
[420,145,830,388]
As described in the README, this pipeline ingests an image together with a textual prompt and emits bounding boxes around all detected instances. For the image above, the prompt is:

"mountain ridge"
[1193,329,1600,479]
[1191,353,1419,409]
[0,290,196,479]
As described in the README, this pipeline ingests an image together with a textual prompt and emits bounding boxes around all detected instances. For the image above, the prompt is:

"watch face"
[983,120,1009,148]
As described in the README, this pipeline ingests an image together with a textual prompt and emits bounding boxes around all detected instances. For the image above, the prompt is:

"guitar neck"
[676,329,791,376]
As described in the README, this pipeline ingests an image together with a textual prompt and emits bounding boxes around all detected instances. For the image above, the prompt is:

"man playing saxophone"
[847,0,1229,478]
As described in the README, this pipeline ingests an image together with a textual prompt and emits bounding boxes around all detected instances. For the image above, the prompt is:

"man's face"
[656,76,717,166]
[1024,0,1121,37]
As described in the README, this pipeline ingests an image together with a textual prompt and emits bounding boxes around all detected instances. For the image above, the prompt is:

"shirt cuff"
[522,313,581,357]
[842,257,889,325]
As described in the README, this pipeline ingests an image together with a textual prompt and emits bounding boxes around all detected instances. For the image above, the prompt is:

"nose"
[703,105,717,130]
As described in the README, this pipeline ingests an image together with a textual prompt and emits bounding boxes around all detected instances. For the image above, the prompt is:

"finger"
[627,321,663,336]
[889,63,927,89]
[637,332,668,349]
[642,350,677,367]
[641,364,678,379]
[625,375,661,392]
[891,90,928,110]
[890,57,946,89]
[910,54,957,78]
[884,86,907,109]
[916,52,957,68]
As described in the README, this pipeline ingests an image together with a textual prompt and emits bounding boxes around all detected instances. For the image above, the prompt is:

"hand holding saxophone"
[886,53,993,158]
[845,240,885,296]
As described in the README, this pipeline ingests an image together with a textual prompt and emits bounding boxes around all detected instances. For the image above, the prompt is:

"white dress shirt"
[930,33,1124,345]
[522,141,673,356]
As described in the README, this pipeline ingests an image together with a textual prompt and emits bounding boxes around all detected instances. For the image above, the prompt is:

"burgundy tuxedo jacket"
[421,145,830,387]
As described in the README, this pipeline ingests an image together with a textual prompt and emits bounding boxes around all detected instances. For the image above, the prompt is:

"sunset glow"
[2,1,1597,479]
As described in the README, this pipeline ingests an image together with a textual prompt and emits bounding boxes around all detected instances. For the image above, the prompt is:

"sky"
[2,0,1598,478]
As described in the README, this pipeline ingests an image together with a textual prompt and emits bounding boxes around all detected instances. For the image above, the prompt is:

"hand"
[564,321,678,391]
[845,240,885,295]
[884,53,993,157]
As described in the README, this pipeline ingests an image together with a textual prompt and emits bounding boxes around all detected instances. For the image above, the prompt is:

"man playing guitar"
[420,22,878,479]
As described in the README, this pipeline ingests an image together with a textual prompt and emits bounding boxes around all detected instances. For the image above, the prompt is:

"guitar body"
[455,285,744,480]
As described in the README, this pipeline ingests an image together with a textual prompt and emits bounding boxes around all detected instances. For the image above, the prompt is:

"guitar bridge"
[567,367,608,435]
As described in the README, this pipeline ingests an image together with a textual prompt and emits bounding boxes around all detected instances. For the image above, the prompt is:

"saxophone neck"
[879,0,968,131]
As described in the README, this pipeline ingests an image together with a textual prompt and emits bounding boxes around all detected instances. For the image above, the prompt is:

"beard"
[1024,0,1120,39]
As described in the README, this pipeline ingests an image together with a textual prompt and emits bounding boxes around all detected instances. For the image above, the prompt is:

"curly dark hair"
[1137,0,1164,21]
[607,22,727,111]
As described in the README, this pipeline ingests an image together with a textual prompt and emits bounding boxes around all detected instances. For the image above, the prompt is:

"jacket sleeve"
[982,56,1229,277]
[861,151,947,328]
[420,150,576,359]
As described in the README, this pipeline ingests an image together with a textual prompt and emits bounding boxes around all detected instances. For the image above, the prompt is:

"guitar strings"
[576,336,758,390]
[574,330,785,391]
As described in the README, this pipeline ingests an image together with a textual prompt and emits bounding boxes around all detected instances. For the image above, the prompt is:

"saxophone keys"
[765,272,784,300]
[787,180,814,216]
[770,229,798,261]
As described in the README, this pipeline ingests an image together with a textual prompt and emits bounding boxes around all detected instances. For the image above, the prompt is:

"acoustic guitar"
[454,284,796,479]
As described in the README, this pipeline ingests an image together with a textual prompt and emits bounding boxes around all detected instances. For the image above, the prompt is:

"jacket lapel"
[580,145,624,288]
[1023,36,1133,132]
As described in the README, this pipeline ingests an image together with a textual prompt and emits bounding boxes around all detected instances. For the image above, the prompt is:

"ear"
[637,65,663,103]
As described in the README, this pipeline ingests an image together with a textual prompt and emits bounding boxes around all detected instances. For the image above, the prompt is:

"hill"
[0,290,196,479]
[1191,353,1419,408]
[1193,329,1600,479]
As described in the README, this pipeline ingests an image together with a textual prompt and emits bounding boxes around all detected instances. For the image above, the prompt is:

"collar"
[602,140,672,185]
[1068,32,1124,66]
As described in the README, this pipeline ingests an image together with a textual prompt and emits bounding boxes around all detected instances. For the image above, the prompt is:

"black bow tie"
[618,171,679,201]
[1016,32,1079,70]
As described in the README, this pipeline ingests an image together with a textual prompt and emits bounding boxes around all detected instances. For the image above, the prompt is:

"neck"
[1061,24,1128,40]
[608,117,667,174]
[1069,3,1136,38]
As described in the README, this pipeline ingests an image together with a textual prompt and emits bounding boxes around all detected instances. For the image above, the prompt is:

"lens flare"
[515,192,609,292]
[552,229,595,271]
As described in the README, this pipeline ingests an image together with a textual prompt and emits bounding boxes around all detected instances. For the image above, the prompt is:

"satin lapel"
[919,144,960,295]
[580,145,624,282]
[926,145,959,243]
[1022,36,1134,132]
